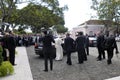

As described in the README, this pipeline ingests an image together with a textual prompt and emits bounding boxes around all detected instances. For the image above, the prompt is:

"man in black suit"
[85,34,89,55]
[1,33,9,61]
[96,31,105,61]
[104,32,119,64]
[8,31,16,66]
[64,33,74,65]
[75,31,87,64]
[40,30,55,72]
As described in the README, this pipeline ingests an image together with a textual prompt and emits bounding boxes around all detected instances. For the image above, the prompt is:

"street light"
[84,22,88,34]
[0,19,2,28]
[0,19,3,34]
[85,23,88,29]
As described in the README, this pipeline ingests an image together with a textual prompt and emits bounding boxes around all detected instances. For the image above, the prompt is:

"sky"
[17,0,97,31]
[59,0,97,30]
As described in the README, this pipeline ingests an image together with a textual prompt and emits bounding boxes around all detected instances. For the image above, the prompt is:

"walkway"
[1,47,33,80]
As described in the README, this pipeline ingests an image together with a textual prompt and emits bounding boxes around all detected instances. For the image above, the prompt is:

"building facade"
[71,20,118,39]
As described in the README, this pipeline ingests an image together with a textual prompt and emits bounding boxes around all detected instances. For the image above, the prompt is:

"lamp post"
[0,19,2,32]
[0,19,2,28]
[0,19,4,34]
[84,23,88,35]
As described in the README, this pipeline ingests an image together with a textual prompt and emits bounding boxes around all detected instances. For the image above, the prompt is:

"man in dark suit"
[104,32,119,64]
[96,31,105,61]
[39,30,55,72]
[8,31,16,66]
[85,34,89,55]
[75,31,87,64]
[1,33,9,61]
[64,33,74,65]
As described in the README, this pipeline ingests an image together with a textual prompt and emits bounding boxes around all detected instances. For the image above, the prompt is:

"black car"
[34,38,68,58]
[34,42,56,58]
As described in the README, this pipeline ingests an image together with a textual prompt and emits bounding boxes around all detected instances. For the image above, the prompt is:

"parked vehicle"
[34,37,66,58]
[115,36,120,42]
[34,27,66,58]
[34,42,56,58]
[88,36,97,47]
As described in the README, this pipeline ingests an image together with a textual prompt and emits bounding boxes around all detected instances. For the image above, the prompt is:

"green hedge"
[0,45,14,77]
[0,61,14,77]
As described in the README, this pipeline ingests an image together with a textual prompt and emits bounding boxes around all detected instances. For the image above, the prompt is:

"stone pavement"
[0,45,120,80]
[1,47,33,80]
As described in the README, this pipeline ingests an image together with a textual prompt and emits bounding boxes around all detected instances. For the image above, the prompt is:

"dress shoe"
[107,60,112,65]
[84,59,87,61]
[43,70,48,72]
[66,62,72,65]
[13,64,17,66]
[78,62,84,64]
[107,62,112,65]
[103,57,105,59]
[68,64,72,65]
[96,59,102,61]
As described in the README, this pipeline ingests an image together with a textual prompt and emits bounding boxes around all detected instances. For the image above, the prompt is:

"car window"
[89,37,97,40]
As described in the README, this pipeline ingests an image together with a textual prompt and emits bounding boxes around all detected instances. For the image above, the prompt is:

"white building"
[71,20,118,39]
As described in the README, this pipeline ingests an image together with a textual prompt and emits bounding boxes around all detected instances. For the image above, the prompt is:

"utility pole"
[0,19,3,33]
[0,19,2,29]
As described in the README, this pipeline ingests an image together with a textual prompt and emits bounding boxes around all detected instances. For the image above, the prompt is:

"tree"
[0,0,17,31]
[17,3,67,33]
[91,0,120,33]
[54,25,68,33]
[0,0,68,33]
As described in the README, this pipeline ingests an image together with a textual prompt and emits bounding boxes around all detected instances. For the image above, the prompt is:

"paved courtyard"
[26,42,120,80]
[0,42,120,80]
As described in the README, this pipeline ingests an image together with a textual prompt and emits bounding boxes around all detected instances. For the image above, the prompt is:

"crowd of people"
[96,31,119,64]
[0,31,16,66]
[39,30,119,72]
[0,30,119,72]
[0,31,40,66]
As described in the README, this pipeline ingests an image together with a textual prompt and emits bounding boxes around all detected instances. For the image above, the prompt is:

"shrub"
[0,61,14,77]
[0,45,3,65]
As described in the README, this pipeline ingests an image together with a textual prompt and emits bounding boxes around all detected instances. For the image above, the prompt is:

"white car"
[115,36,120,42]
[89,36,97,47]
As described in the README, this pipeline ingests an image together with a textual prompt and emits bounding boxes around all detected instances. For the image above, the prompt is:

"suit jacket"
[39,35,55,48]
[97,34,105,48]
[2,36,10,49]
[7,35,16,49]
[106,36,118,49]
[64,36,74,52]
[39,35,55,56]
[75,35,86,50]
